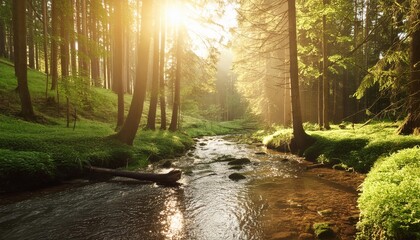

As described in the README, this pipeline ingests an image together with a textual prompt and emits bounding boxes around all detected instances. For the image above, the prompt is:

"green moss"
[357,147,420,240]
[260,121,420,173]
[313,222,335,239]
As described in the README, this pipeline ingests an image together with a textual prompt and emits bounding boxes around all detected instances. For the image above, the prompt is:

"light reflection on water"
[160,190,185,239]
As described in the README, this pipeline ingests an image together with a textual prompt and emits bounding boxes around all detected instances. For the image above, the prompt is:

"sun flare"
[165,3,186,27]
[163,1,238,57]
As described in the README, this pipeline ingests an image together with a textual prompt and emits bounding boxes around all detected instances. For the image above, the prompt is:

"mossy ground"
[260,122,420,239]
[260,122,420,173]
[357,147,420,240]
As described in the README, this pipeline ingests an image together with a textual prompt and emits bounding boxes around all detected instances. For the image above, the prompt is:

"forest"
[0,0,419,239]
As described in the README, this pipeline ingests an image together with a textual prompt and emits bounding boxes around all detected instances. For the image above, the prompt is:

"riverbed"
[0,136,364,240]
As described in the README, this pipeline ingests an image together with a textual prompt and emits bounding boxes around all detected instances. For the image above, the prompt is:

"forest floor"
[0,59,256,193]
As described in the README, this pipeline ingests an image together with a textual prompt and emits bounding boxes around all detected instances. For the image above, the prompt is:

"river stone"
[160,160,172,168]
[271,232,295,240]
[317,208,333,217]
[148,154,162,163]
[347,214,359,223]
[298,233,315,240]
[255,152,267,155]
[228,173,246,181]
[216,155,236,162]
[228,158,251,165]
[229,165,243,170]
[305,163,325,169]
[199,142,206,146]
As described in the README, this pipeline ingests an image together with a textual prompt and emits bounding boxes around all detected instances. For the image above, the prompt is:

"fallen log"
[86,166,182,184]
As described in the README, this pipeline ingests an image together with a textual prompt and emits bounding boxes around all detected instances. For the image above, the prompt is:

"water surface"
[0,136,361,240]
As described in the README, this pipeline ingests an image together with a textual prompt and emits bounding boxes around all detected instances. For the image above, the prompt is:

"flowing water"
[0,136,363,240]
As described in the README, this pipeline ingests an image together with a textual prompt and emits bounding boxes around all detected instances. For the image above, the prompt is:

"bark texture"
[287,0,314,153]
[13,0,35,119]
[114,0,153,145]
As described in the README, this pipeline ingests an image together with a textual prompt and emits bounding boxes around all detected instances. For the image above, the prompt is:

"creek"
[0,136,363,240]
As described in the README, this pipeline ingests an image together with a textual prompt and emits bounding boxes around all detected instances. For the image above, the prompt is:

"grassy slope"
[0,59,249,192]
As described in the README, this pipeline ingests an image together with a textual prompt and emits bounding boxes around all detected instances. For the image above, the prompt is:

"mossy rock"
[215,154,235,162]
[313,222,335,239]
[228,158,251,165]
[229,173,246,181]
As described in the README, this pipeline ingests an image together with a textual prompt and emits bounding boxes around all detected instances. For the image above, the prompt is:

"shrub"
[357,147,420,240]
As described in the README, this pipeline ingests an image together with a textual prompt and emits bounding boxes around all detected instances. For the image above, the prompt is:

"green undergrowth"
[0,111,199,192]
[262,122,420,173]
[183,116,257,137]
[0,59,252,192]
[357,147,420,240]
[0,59,130,122]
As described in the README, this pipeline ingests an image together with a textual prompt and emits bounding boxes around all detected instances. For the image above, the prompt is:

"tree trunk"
[159,0,167,130]
[123,0,131,94]
[287,0,314,154]
[146,1,161,130]
[86,166,181,184]
[27,1,35,69]
[90,0,101,86]
[8,24,15,61]
[13,0,35,119]
[35,39,39,70]
[398,1,420,135]
[51,0,59,91]
[113,0,153,145]
[169,26,183,132]
[317,61,324,128]
[0,0,5,58]
[79,0,89,77]
[60,0,70,77]
[112,0,125,130]
[322,0,330,130]
[70,0,77,76]
[42,0,49,99]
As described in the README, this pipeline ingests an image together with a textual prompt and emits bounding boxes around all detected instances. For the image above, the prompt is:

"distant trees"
[0,0,5,58]
[234,0,292,126]
[3,0,419,140]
